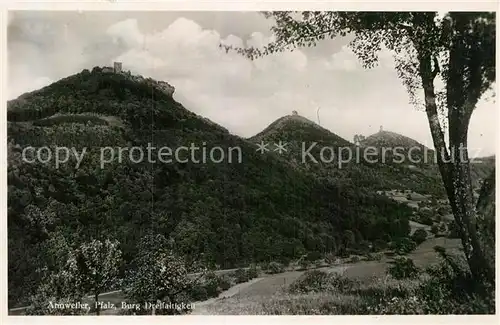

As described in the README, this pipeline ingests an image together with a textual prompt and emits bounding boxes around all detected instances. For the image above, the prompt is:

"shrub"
[417,247,494,313]
[278,257,291,267]
[189,284,208,301]
[367,251,494,314]
[356,241,372,254]
[289,270,331,293]
[393,237,417,255]
[411,229,428,245]
[373,239,387,251]
[289,270,357,294]
[259,262,269,272]
[267,261,285,274]
[388,257,420,279]
[349,255,360,263]
[233,268,250,284]
[299,258,311,270]
[306,251,322,261]
[365,252,383,261]
[218,275,232,291]
[247,264,259,279]
[203,272,223,297]
[324,253,337,265]
[419,215,434,226]
[430,224,440,236]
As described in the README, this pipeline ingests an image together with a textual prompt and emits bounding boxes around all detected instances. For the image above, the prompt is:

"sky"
[7,11,497,156]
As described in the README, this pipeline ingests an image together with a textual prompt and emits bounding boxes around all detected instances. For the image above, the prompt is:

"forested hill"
[360,130,495,190]
[7,67,412,307]
[250,114,446,196]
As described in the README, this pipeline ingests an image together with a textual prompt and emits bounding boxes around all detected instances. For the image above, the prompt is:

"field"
[190,237,462,315]
[8,237,462,316]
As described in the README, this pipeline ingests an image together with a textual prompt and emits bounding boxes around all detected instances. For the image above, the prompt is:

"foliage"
[299,258,311,270]
[266,262,285,274]
[349,255,361,263]
[124,235,193,315]
[306,251,322,261]
[75,240,122,290]
[388,257,420,279]
[314,259,324,268]
[411,229,428,245]
[392,237,417,255]
[289,270,358,294]
[366,248,494,314]
[365,253,383,262]
[218,275,232,291]
[202,271,223,297]
[25,250,87,315]
[233,268,250,284]
[324,253,337,265]
[247,264,259,279]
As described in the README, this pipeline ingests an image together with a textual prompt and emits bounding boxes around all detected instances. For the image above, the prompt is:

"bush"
[278,257,291,268]
[233,268,250,284]
[417,251,495,313]
[267,261,285,274]
[365,252,383,261]
[259,262,269,272]
[349,255,360,263]
[411,229,428,245]
[367,251,494,314]
[189,284,208,301]
[289,270,330,293]
[393,237,417,255]
[247,264,259,279]
[289,270,357,294]
[203,271,222,297]
[306,251,322,261]
[218,275,232,291]
[373,239,387,251]
[324,253,337,265]
[299,258,311,270]
[356,241,372,254]
[388,257,420,279]
[430,224,440,236]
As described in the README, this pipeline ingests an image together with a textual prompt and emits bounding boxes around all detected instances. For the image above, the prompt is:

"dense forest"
[7,68,416,307]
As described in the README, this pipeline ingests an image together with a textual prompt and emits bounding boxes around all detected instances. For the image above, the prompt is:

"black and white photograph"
[5,6,497,317]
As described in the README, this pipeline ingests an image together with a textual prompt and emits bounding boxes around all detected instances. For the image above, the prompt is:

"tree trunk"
[447,104,494,285]
[418,53,494,287]
[95,293,100,316]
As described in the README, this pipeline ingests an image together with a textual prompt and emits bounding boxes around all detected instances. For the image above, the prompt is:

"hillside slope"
[7,68,413,307]
[250,114,446,196]
[361,130,495,190]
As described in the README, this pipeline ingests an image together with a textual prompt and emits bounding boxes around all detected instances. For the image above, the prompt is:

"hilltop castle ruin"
[99,61,175,97]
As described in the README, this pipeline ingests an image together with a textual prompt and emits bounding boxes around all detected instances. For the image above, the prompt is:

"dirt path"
[194,277,264,308]
[190,265,350,315]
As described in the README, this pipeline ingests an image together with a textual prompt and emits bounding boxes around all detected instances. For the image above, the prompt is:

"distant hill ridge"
[361,130,432,151]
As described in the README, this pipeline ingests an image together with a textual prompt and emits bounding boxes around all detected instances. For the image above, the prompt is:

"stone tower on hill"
[114,62,122,73]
